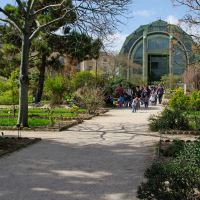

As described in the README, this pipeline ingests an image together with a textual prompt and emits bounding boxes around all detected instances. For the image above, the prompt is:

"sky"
[0,0,191,51]
[108,0,189,52]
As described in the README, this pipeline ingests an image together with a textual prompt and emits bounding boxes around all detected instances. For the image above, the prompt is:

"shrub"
[168,88,189,111]
[160,75,182,89]
[0,90,18,105]
[74,87,104,114]
[137,142,200,200]
[149,108,189,131]
[0,69,19,105]
[72,71,96,90]
[189,90,200,111]
[169,89,200,112]
[44,76,73,106]
[161,140,185,157]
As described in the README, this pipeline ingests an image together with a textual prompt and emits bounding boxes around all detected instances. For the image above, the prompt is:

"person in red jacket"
[115,84,124,97]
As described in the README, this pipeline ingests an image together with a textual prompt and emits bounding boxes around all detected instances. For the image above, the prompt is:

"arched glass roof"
[120,20,194,60]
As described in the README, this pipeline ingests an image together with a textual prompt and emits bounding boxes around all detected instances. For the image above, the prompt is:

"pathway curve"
[0,106,162,200]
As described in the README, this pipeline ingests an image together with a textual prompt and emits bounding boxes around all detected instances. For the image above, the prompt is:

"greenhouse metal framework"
[120,20,195,83]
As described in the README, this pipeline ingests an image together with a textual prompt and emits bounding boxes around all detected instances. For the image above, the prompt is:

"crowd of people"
[105,84,164,112]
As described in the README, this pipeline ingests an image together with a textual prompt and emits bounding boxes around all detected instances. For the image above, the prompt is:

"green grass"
[0,118,51,127]
[0,107,87,118]
[0,107,87,127]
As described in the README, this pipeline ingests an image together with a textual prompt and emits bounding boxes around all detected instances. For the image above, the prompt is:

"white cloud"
[180,22,200,38]
[166,15,179,25]
[104,33,128,53]
[131,10,156,17]
[166,15,200,40]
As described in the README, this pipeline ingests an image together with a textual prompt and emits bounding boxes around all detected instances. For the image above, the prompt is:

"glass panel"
[172,44,187,75]
[148,55,169,81]
[131,40,143,75]
[148,35,169,51]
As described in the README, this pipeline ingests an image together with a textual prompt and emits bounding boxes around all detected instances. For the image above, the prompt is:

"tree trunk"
[35,53,46,103]
[17,32,30,127]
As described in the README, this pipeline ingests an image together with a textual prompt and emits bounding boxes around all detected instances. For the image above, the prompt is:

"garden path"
[0,106,163,200]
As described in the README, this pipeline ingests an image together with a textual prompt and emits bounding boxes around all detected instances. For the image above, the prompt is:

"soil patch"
[0,136,41,157]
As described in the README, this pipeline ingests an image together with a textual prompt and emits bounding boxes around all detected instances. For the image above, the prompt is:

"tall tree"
[0,0,131,127]
[33,31,102,104]
[172,0,200,88]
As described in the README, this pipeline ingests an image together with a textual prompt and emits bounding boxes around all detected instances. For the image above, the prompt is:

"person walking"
[141,86,150,108]
[157,85,164,104]
[132,96,139,112]
[115,84,124,97]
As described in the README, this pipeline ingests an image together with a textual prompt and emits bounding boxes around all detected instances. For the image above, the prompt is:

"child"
[132,97,139,112]
[149,92,156,106]
[118,95,124,108]
[144,95,149,108]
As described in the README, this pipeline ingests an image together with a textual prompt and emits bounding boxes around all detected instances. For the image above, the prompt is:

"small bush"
[137,142,200,200]
[169,89,200,112]
[44,76,73,106]
[149,108,189,131]
[189,90,200,111]
[74,87,104,114]
[161,75,183,89]
[168,88,189,111]
[72,71,96,90]
[161,140,185,157]
[0,69,19,105]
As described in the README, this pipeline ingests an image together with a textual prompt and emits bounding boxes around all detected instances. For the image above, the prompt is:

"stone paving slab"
[0,106,162,200]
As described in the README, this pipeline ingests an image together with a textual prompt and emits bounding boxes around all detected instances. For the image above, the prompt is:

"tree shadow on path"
[0,139,156,200]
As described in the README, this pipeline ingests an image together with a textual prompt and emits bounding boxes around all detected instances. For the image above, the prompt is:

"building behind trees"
[120,20,195,84]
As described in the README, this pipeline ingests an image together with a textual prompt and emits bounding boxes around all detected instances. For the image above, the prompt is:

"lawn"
[0,118,51,127]
[0,107,87,118]
[0,107,87,127]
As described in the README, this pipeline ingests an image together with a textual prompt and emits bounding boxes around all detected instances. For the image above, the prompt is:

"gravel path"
[0,106,162,200]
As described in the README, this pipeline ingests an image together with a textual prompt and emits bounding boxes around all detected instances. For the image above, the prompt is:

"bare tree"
[172,0,200,48]
[183,62,200,89]
[171,0,200,89]
[0,0,132,127]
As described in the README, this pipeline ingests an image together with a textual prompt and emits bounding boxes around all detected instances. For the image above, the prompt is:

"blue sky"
[109,0,189,51]
[119,0,187,34]
[0,0,189,51]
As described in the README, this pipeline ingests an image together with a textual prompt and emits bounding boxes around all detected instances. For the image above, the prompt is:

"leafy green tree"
[0,1,75,126]
[33,32,102,104]
[0,25,21,77]
[0,0,131,127]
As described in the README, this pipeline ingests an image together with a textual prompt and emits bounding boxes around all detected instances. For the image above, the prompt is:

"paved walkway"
[0,106,162,200]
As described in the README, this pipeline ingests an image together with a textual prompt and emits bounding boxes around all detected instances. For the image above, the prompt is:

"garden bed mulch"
[0,136,41,158]
[0,109,109,132]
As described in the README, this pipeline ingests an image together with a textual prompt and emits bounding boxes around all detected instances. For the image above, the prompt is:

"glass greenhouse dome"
[120,20,195,83]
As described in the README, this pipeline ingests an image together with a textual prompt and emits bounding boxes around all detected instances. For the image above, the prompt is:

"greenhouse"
[120,20,195,83]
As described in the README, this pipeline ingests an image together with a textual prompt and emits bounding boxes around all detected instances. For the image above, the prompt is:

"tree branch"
[33,0,65,15]
[195,0,200,7]
[0,7,22,33]
[29,0,37,11]
[16,0,26,14]
[0,18,22,34]
[29,9,69,40]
